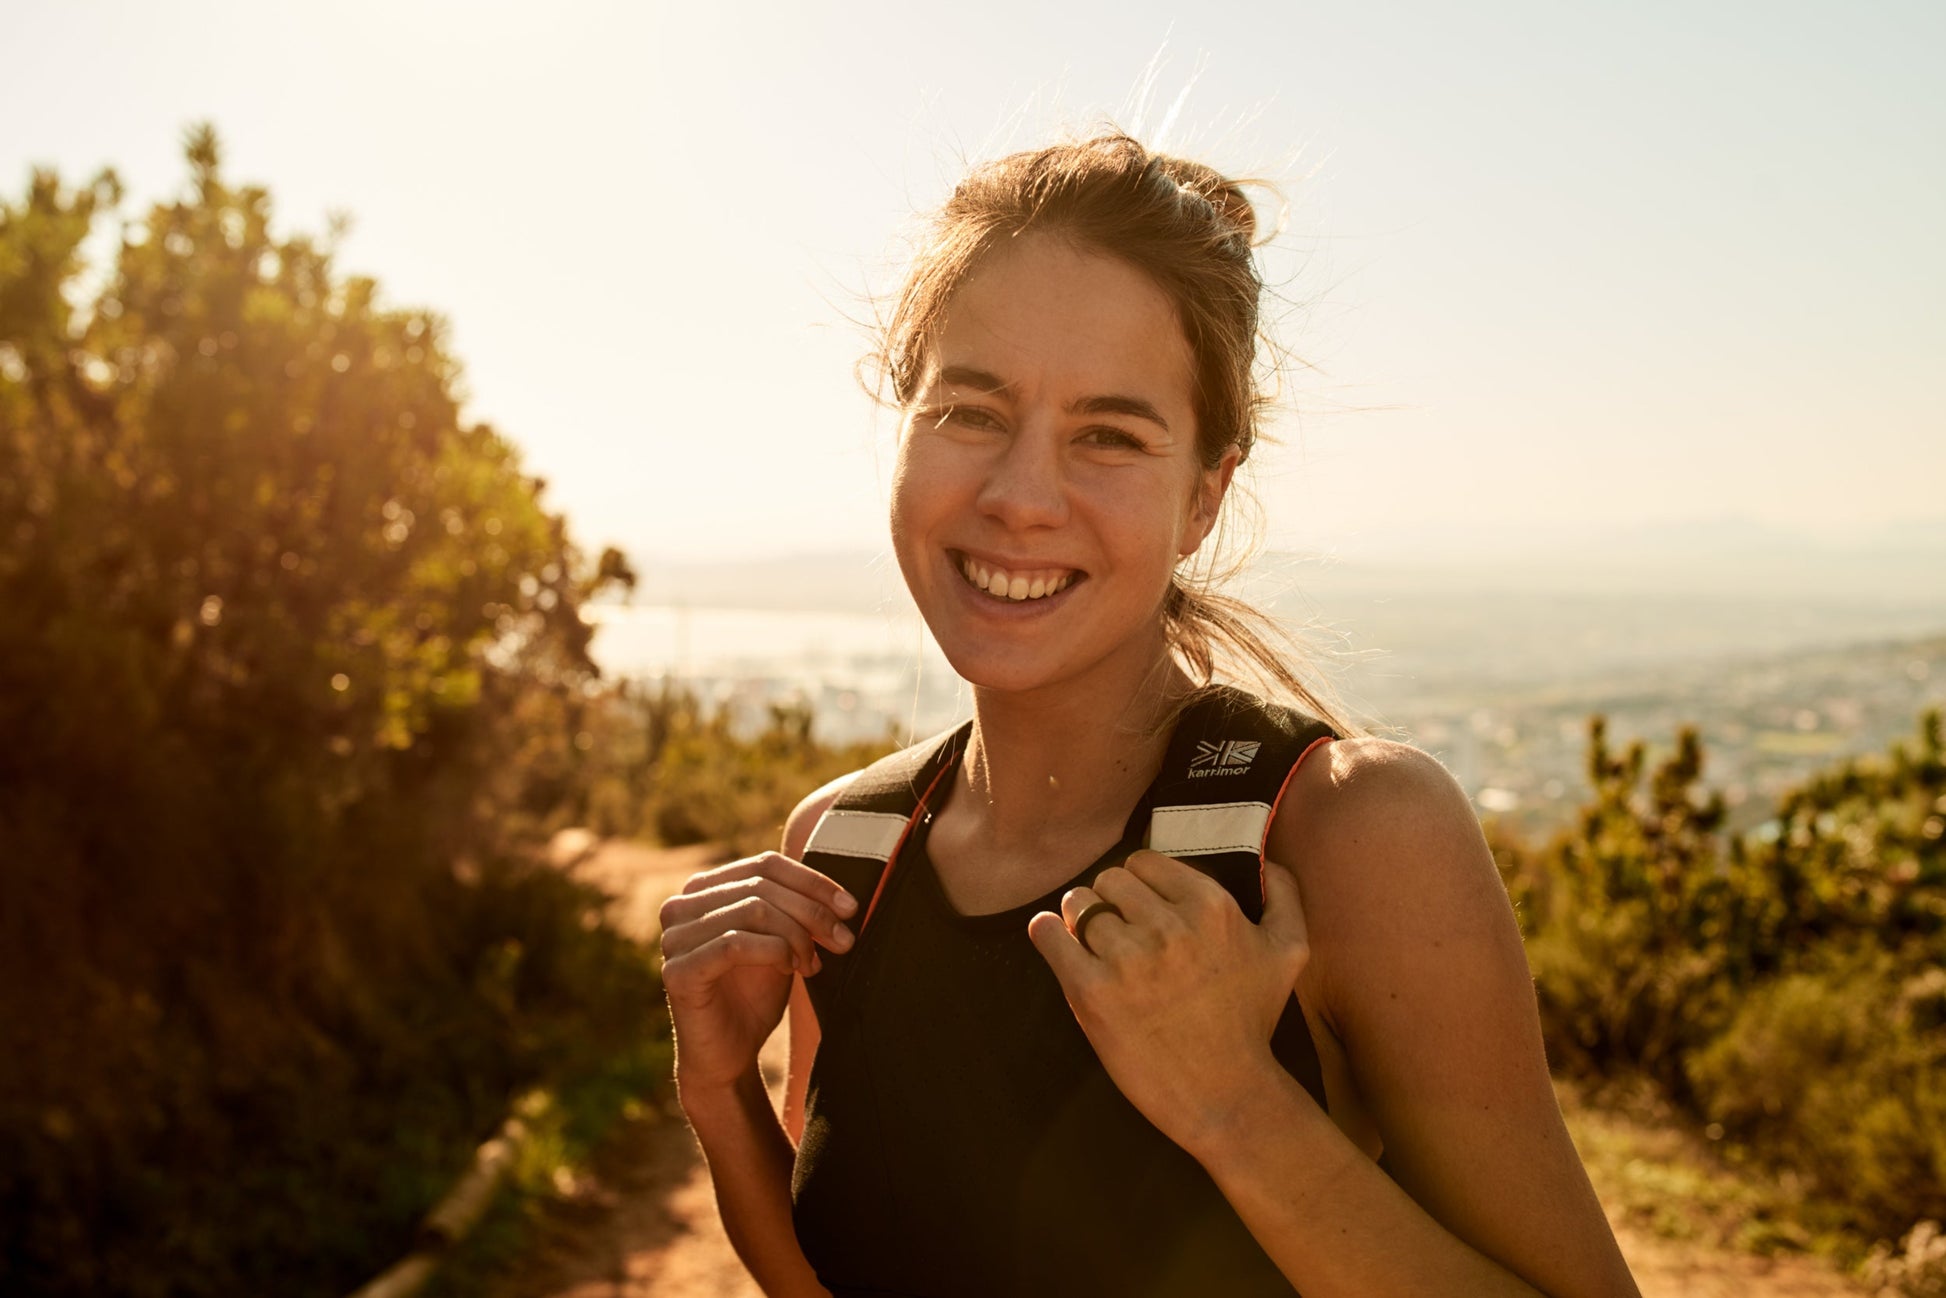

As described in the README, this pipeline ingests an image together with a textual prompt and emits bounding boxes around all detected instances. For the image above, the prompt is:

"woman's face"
[890,233,1236,698]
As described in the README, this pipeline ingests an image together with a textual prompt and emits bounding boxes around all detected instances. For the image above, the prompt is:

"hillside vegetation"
[1497,710,1946,1259]
[0,130,657,1297]
[4,127,1941,1297]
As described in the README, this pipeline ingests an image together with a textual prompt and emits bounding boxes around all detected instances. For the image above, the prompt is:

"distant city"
[589,533,1946,837]
[1359,632,1944,835]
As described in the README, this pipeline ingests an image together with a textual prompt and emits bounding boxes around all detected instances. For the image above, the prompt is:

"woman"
[658,133,1640,1297]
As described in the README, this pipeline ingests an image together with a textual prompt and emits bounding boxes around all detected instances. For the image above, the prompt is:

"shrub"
[1686,949,1946,1237]
[578,678,898,854]
[1505,708,1946,1249]
[0,129,647,1296]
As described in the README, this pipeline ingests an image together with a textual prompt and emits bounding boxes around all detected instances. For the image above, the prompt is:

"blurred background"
[2,2,1941,1295]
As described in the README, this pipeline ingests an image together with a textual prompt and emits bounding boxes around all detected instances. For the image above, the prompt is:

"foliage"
[1517,721,1737,1090]
[1554,1076,1840,1258]
[1501,708,1946,1248]
[0,127,648,1297]
[1866,1221,1946,1298]
[1686,949,1946,1235]
[414,1028,676,1298]
[577,679,899,854]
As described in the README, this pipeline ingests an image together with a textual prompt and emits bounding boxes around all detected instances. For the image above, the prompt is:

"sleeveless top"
[791,692,1337,1297]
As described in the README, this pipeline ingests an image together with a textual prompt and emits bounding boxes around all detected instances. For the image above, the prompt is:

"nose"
[975,421,1068,532]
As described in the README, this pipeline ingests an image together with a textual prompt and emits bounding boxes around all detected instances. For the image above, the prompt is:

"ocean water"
[584,603,971,742]
[582,592,1946,828]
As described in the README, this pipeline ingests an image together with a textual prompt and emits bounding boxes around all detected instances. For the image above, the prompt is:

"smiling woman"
[888,235,1217,697]
[656,132,1642,1298]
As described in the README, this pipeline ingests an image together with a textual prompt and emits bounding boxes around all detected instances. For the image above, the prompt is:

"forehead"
[921,234,1194,405]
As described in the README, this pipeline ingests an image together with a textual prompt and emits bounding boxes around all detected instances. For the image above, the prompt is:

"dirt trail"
[485,836,775,1298]
[491,835,1865,1298]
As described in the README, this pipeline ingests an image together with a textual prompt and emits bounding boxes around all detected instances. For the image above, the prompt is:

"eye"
[922,404,1003,432]
[1080,426,1148,452]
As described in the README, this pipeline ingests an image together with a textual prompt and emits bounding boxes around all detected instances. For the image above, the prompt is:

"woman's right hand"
[658,851,859,1103]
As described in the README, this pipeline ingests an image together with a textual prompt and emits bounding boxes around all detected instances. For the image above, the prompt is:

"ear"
[1180,446,1241,558]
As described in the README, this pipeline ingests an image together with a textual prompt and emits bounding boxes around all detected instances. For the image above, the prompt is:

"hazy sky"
[6,0,1942,570]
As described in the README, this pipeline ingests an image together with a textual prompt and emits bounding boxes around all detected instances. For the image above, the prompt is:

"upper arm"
[1270,738,1635,1295]
[780,772,857,1148]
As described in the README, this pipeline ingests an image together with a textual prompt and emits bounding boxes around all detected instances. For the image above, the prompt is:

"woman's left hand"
[1026,849,1314,1156]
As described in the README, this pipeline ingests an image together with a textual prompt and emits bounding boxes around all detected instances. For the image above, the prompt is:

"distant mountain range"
[616,514,1946,615]
[1280,515,1946,602]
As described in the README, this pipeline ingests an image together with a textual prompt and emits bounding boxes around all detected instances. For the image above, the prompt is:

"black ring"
[1071,900,1124,954]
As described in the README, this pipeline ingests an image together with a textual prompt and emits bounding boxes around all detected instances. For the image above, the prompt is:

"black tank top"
[791,727,1325,1296]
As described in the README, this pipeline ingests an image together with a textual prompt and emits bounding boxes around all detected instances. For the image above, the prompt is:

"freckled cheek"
[888,444,966,580]
[1075,474,1198,572]
[891,441,986,528]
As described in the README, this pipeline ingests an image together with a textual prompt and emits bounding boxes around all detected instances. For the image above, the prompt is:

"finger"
[1058,884,1108,931]
[1059,886,1131,956]
[661,928,797,996]
[661,895,823,975]
[1087,863,1173,930]
[1260,858,1310,949]
[662,874,856,954]
[677,851,860,919]
[1124,848,1218,903]
[1026,910,1095,986]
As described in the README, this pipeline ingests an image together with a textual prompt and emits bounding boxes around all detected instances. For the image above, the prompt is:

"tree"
[0,125,644,1296]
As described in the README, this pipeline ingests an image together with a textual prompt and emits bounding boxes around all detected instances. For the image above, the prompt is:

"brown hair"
[877,130,1356,736]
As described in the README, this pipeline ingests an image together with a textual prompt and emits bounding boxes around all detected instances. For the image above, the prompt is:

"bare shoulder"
[781,770,863,859]
[1269,736,1521,1025]
[1285,734,1477,834]
[1271,736,1494,894]
[1273,742,1637,1293]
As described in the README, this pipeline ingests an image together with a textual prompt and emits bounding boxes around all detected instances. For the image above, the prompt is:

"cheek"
[887,443,929,540]
[1086,470,1201,557]
[888,441,954,577]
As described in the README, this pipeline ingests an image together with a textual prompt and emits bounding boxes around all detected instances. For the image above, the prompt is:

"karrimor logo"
[1189,739,1259,778]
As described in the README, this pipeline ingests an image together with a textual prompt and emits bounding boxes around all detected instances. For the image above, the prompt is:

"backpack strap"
[1141,685,1338,922]
[798,692,1338,1042]
[800,720,971,1022]
[1143,685,1339,1107]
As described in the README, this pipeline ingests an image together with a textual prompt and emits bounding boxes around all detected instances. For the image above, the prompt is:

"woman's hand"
[1026,849,1314,1156]
[658,851,859,1105]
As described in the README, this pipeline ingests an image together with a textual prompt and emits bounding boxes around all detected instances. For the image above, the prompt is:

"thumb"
[1259,858,1310,950]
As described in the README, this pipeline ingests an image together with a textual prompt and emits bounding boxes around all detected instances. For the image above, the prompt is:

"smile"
[952,551,1081,603]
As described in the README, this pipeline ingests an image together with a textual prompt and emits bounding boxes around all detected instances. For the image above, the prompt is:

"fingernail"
[835,891,859,916]
[832,923,854,951]
[811,951,824,975]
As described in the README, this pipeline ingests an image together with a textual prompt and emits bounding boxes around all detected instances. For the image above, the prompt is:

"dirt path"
[1612,1230,1864,1297]
[490,834,1866,1298]
[484,836,777,1298]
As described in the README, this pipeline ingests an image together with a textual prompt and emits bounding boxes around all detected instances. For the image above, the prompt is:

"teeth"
[959,556,1076,603]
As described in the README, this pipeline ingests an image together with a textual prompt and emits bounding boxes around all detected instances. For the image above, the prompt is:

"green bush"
[578,678,898,854]
[0,128,650,1296]
[1687,950,1946,1233]
[1502,708,1946,1245]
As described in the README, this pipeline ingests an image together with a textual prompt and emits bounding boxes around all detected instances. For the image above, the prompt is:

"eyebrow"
[937,365,1173,434]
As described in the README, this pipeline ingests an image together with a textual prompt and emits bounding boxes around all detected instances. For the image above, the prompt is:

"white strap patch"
[1147,801,1273,858]
[805,809,911,862]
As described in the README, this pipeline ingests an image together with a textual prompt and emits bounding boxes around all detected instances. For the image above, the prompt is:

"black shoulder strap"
[1144,686,1339,1109]
[1140,686,1338,923]
[798,691,1336,1023]
[800,720,970,1021]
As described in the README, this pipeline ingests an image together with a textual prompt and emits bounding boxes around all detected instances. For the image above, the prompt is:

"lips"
[950,550,1082,603]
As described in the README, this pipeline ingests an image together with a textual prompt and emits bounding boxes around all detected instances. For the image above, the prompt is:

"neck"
[955,635,1195,850]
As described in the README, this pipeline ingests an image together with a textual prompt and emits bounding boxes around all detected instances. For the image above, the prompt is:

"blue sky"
[6,0,1942,569]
